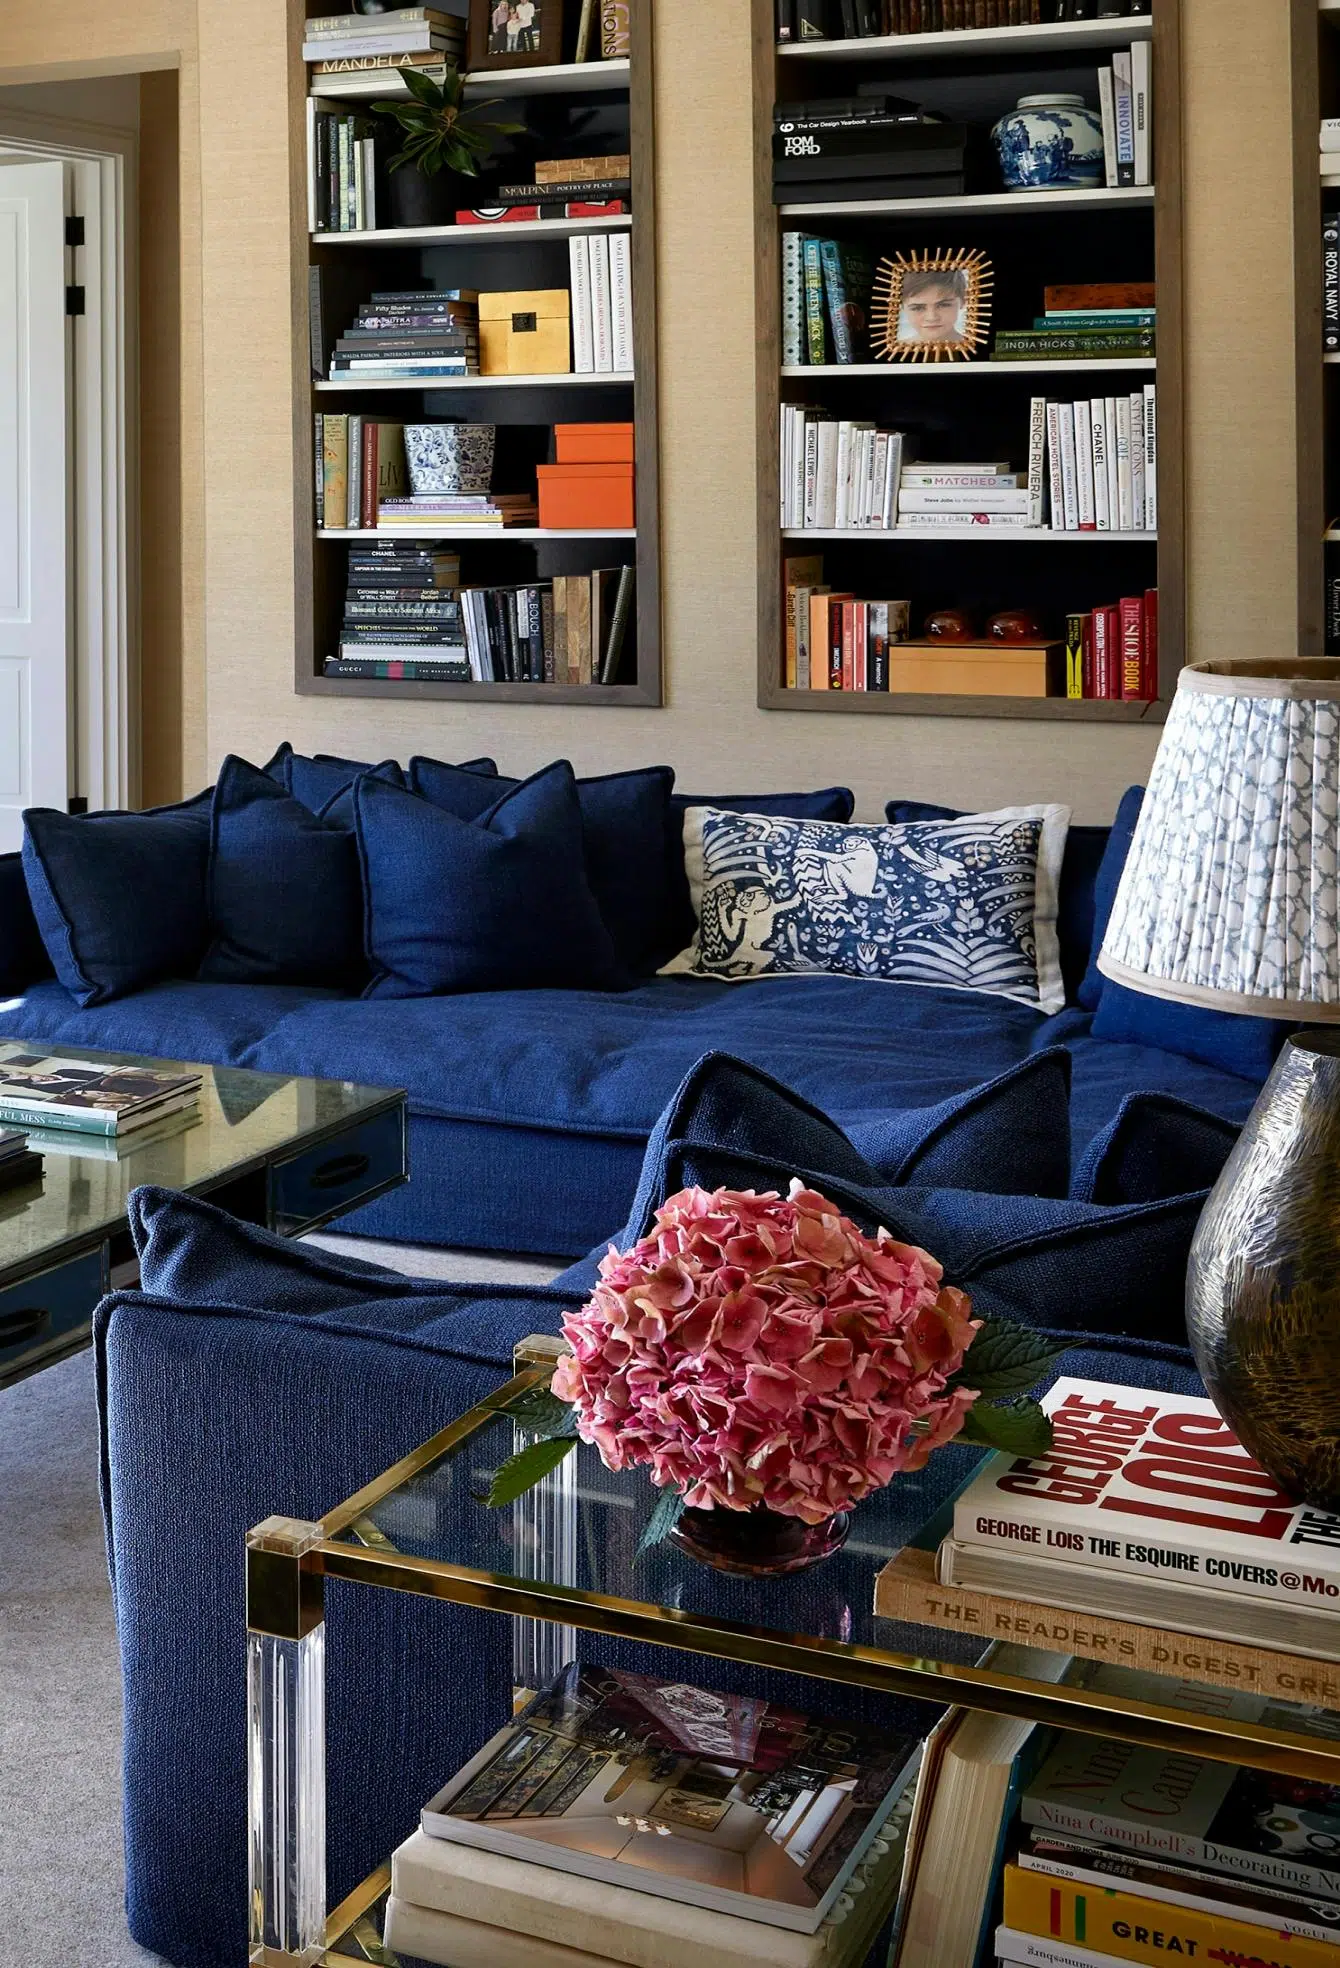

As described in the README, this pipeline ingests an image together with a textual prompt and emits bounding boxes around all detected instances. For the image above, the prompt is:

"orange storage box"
[537,462,635,530]
[555,422,635,465]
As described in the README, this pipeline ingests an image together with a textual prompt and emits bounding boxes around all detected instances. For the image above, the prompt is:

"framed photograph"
[871,249,994,365]
[468,0,564,68]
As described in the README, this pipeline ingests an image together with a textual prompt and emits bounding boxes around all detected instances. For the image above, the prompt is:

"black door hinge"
[67,796,88,816]
[65,215,85,248]
[66,286,85,316]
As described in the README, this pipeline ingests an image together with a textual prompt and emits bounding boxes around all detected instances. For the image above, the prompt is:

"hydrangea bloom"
[551,1182,980,1525]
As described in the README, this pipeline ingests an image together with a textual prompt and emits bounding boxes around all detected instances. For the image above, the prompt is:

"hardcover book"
[0,1055,202,1136]
[421,1663,919,1933]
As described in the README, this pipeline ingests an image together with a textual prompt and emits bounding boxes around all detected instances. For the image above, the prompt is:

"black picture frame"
[468,0,564,69]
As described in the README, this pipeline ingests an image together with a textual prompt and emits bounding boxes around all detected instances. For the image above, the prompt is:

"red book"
[851,601,867,692]
[1142,587,1159,699]
[829,599,845,691]
[1092,605,1123,700]
[1119,595,1144,699]
[1081,614,1095,699]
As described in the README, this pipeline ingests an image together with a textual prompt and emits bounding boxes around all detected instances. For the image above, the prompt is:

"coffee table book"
[0,1053,202,1135]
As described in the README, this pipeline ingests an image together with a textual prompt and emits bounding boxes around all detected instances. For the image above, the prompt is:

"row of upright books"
[1065,593,1157,699]
[779,390,1156,533]
[776,0,1148,36]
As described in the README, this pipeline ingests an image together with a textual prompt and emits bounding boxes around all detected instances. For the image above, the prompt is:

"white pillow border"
[663,802,1072,1015]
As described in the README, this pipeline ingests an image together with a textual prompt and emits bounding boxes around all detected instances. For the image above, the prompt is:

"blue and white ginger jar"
[991,93,1105,192]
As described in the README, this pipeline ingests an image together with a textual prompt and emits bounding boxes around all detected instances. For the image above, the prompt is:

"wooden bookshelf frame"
[291,0,661,707]
[753,0,1185,722]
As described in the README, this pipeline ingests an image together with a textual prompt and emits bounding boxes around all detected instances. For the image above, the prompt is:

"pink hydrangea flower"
[550,1182,981,1524]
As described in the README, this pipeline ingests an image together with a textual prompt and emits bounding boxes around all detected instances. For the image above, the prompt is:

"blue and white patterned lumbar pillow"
[662,804,1070,1012]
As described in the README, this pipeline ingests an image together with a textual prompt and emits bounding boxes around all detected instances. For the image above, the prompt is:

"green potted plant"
[373,65,524,229]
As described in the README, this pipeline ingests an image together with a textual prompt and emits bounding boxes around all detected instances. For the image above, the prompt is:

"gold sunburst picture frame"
[871,248,994,365]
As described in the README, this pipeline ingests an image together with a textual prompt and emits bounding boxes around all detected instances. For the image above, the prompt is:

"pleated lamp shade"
[1098,660,1340,1021]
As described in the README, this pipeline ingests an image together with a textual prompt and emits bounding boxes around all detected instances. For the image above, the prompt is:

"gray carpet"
[0,1236,561,1968]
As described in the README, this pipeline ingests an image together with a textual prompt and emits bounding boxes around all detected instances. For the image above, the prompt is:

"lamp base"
[1188,1031,1340,1509]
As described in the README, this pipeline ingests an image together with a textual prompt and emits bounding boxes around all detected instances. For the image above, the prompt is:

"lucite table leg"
[510,1337,579,1691]
[246,1517,327,1967]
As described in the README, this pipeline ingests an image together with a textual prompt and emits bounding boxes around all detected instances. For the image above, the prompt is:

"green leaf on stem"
[507,1386,579,1438]
[486,1435,579,1508]
[636,1487,686,1558]
[949,1319,1068,1399]
[958,1397,1054,1458]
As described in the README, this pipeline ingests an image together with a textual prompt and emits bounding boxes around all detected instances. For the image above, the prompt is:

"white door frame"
[0,101,138,812]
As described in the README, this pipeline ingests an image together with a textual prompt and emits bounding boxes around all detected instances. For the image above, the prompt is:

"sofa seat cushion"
[0,974,1262,1254]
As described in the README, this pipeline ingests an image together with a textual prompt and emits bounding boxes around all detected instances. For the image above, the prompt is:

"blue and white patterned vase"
[404,423,496,497]
[991,93,1105,192]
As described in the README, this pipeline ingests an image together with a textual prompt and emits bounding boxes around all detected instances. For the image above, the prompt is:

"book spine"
[1045,401,1062,529]
[600,0,631,57]
[1326,215,1340,354]
[782,232,806,365]
[1097,67,1118,188]
[1119,594,1143,698]
[1005,1864,1340,1968]
[819,237,854,363]
[314,414,325,529]
[588,232,614,373]
[1026,395,1047,527]
[1112,50,1135,186]
[1088,401,1110,530]
[795,0,829,33]
[1127,389,1145,534]
[1131,36,1153,184]
[1102,396,1120,531]
[777,0,795,40]
[609,232,633,372]
[829,598,844,689]
[1058,403,1078,531]
[803,418,819,526]
[1141,587,1158,699]
[802,237,828,364]
[568,236,595,373]
[816,419,839,527]
[0,1102,119,1136]
[1115,394,1134,528]
[869,600,888,690]
[361,421,377,530]
[1142,382,1157,530]
[307,101,321,236]
[1073,398,1096,529]
[833,421,854,530]
[323,413,348,531]
[1064,611,1085,700]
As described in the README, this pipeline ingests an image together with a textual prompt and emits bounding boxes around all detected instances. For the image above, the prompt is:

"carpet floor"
[0,1235,562,1968]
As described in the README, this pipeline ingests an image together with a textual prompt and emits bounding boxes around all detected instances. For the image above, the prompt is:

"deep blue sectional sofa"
[0,751,1283,1967]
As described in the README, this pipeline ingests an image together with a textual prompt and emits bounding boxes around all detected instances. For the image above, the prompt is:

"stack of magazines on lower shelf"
[384,1662,921,1968]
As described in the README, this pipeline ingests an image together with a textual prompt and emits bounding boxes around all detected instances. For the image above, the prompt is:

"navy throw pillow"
[847,1049,1073,1198]
[281,751,496,814]
[663,787,856,960]
[410,756,677,976]
[357,764,627,999]
[199,757,364,990]
[1091,985,1293,1085]
[22,801,211,1007]
[0,852,54,996]
[887,798,1108,1010]
[1077,785,1145,1010]
[1072,1092,1239,1206]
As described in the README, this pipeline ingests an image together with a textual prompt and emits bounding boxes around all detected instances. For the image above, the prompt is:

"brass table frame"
[246,1337,1340,1967]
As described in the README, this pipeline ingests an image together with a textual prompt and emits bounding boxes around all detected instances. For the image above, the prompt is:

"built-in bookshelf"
[296,2,659,706]
[1314,1,1336,653]
[754,1,1185,720]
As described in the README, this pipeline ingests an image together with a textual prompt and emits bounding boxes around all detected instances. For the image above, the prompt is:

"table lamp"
[1098,658,1340,1509]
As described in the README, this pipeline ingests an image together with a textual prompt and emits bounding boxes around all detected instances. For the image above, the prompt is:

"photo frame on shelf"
[468,0,564,70]
[871,249,994,366]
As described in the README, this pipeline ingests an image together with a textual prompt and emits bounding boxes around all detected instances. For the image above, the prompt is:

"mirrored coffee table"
[246,1337,1340,1968]
[0,1040,407,1390]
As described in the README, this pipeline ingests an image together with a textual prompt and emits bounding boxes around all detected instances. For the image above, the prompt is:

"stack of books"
[314,416,408,532]
[328,288,479,381]
[456,566,635,684]
[898,461,1037,529]
[378,492,538,530]
[302,7,464,75]
[779,408,915,529]
[772,95,967,205]
[1096,41,1153,188]
[308,104,379,233]
[994,287,1155,364]
[328,543,466,681]
[1064,592,1157,700]
[1044,388,1157,533]
[782,234,875,366]
[382,1662,921,1968]
[567,232,635,374]
[0,1057,202,1139]
[460,154,631,227]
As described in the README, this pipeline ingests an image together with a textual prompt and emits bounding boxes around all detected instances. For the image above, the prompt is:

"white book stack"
[302,5,465,64]
[898,463,1033,532]
[1097,41,1153,189]
[1323,117,1340,173]
[569,234,632,375]
[1044,389,1156,533]
[779,406,909,530]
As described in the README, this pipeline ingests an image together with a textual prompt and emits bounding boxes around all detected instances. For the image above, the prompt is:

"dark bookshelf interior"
[762,3,1178,720]
[1321,9,1340,655]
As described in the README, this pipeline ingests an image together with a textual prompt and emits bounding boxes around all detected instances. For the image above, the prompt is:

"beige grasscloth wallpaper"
[0,0,1313,820]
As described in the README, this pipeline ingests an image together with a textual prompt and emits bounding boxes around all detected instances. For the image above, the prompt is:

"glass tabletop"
[0,1038,401,1272]
[310,1356,1340,1785]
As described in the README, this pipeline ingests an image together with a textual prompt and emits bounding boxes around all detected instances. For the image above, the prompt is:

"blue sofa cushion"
[1090,984,1292,1086]
[22,800,211,1007]
[199,757,364,991]
[887,798,1109,1010]
[663,787,856,959]
[1078,786,1144,1010]
[410,756,677,976]
[1072,1091,1239,1206]
[0,851,54,996]
[848,1049,1073,1197]
[274,750,496,813]
[358,764,626,999]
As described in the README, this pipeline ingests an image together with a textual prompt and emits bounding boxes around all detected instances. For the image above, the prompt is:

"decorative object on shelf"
[991,93,1106,192]
[478,287,573,374]
[925,608,976,641]
[485,1181,1061,1576]
[468,0,564,68]
[1099,660,1340,1508]
[871,248,993,366]
[404,422,497,496]
[372,63,524,229]
[987,609,1046,643]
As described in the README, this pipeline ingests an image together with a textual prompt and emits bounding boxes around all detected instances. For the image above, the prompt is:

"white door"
[0,157,70,849]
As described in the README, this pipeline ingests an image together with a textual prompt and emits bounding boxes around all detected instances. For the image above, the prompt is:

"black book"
[344,603,462,623]
[598,566,636,684]
[1325,213,1339,354]
[773,119,967,162]
[837,0,859,31]
[334,336,474,355]
[346,587,461,602]
[775,96,925,122]
[776,0,794,39]
[370,288,479,304]
[325,657,472,681]
[773,171,967,203]
[855,0,881,28]
[795,0,828,37]
[493,177,631,203]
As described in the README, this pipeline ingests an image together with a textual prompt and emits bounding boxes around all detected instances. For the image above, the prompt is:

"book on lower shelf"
[1063,592,1157,701]
[0,1055,202,1137]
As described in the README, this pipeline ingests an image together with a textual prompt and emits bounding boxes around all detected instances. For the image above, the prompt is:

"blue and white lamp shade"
[1099,661,1340,1020]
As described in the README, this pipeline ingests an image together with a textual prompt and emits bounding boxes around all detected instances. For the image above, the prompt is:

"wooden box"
[478,290,572,377]
[885,641,1066,698]
[537,463,635,530]
[555,422,635,465]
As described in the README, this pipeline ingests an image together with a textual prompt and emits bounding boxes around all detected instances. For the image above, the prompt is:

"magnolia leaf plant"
[373,64,525,179]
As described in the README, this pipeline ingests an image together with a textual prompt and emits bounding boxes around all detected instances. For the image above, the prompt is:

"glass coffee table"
[246,1337,1340,1968]
[0,1040,407,1391]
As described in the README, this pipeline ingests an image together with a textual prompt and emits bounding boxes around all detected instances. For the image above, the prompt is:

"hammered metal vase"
[1188,1032,1340,1508]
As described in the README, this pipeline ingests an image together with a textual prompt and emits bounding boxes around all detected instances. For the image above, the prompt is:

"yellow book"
[1003,1864,1340,1968]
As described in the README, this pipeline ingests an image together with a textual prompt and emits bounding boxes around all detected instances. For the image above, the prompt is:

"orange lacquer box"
[537,463,635,529]
[554,422,636,464]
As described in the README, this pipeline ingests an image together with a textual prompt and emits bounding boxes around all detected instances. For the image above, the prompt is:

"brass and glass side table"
[247,1337,1340,1967]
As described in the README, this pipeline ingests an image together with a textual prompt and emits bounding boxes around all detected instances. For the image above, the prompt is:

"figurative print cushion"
[662,803,1069,1012]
